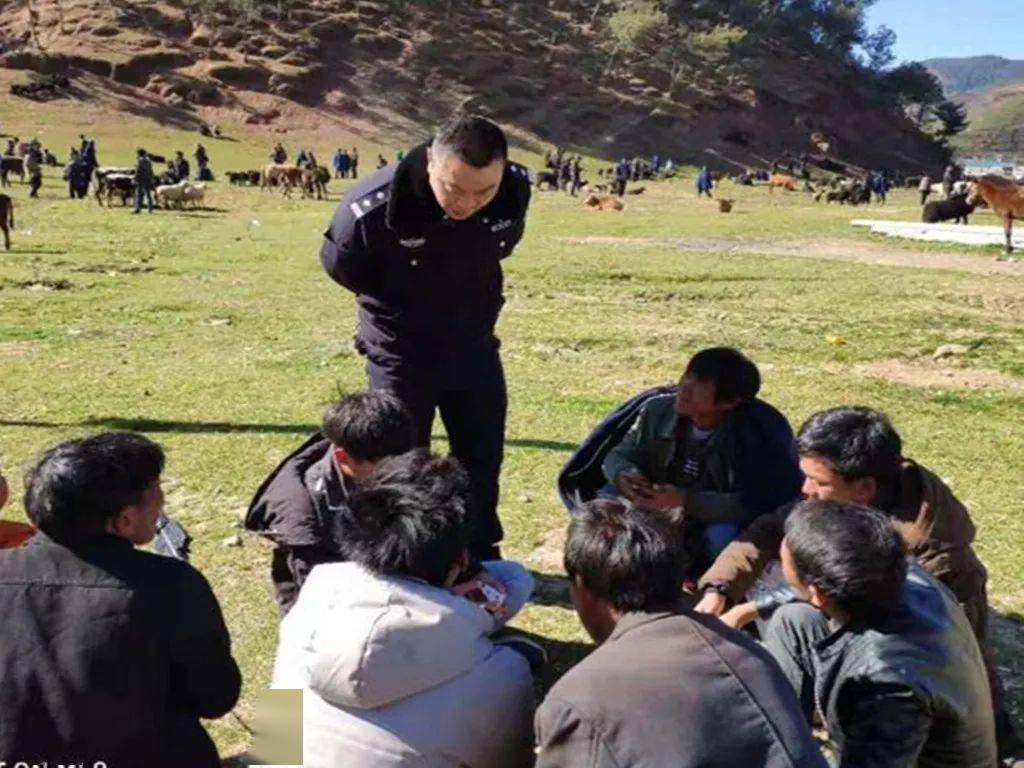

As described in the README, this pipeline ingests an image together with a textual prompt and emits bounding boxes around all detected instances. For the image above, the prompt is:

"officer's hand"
[695,590,728,616]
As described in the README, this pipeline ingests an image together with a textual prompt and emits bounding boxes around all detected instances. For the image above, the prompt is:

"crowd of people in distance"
[0,346,1018,767]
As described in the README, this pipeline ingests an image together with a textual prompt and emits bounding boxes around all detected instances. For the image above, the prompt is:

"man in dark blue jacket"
[0,432,240,767]
[319,113,531,559]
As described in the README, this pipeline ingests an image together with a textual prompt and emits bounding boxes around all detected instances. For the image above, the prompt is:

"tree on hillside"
[860,24,895,71]
[932,99,969,138]
[882,62,946,126]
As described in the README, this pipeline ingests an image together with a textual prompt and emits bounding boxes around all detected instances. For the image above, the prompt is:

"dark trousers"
[367,353,507,559]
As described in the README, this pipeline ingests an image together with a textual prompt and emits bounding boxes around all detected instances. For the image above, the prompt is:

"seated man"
[272,450,535,768]
[696,405,1019,759]
[0,433,241,766]
[602,347,802,570]
[763,500,996,768]
[534,498,826,768]
[246,391,416,615]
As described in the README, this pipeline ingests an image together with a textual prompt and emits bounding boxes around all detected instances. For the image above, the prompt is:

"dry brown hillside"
[0,0,948,171]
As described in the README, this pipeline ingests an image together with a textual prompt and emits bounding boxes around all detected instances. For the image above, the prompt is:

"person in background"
[132,148,155,214]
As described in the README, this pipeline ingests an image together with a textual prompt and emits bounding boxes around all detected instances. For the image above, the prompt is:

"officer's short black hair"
[25,432,165,543]
[685,347,761,403]
[136,148,146,157]
[322,391,415,462]
[797,406,902,483]
[432,113,508,168]
[340,450,470,586]
[564,499,683,613]
[784,499,907,623]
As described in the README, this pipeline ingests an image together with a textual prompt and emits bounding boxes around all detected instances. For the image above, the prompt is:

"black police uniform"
[320,142,531,558]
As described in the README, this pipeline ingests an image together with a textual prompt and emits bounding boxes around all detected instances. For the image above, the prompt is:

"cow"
[967,175,1024,256]
[261,163,296,190]
[584,194,623,211]
[101,174,135,207]
[93,168,135,206]
[0,193,13,250]
[535,169,559,191]
[227,170,262,186]
[922,195,975,225]
[767,174,797,192]
[0,156,25,187]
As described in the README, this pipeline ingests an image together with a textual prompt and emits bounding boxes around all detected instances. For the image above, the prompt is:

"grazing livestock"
[535,169,559,191]
[0,193,13,250]
[922,195,975,225]
[301,166,330,200]
[227,170,262,186]
[967,176,1024,256]
[155,181,206,209]
[0,156,25,187]
[584,193,623,211]
[93,168,135,206]
[718,199,734,213]
[767,174,797,192]
[100,174,136,207]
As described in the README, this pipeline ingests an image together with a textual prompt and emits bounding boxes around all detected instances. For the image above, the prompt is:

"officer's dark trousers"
[368,353,506,560]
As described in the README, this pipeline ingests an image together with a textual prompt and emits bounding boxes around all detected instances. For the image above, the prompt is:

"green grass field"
[1,101,1022,759]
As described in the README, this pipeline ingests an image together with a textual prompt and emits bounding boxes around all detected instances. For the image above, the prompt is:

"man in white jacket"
[272,450,536,768]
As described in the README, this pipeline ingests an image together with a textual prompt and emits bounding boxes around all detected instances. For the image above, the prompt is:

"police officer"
[319,113,531,559]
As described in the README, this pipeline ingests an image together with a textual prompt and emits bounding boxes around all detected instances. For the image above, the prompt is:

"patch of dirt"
[527,525,567,574]
[0,340,41,356]
[560,235,1024,277]
[846,359,1024,393]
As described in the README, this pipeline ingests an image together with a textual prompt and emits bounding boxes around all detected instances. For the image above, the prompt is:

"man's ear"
[107,506,134,538]
[807,584,829,611]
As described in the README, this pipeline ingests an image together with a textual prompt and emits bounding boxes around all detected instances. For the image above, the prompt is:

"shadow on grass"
[0,419,580,452]
[507,627,593,698]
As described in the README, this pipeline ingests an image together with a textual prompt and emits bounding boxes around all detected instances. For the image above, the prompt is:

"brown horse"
[966,175,1024,255]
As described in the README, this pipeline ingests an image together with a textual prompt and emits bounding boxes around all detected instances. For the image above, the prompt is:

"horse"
[966,175,1024,256]
[767,174,797,193]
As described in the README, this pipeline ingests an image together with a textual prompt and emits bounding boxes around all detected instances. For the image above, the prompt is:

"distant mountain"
[924,56,1024,156]
[925,55,1024,96]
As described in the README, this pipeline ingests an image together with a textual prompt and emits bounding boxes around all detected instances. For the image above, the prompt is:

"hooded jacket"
[272,562,535,768]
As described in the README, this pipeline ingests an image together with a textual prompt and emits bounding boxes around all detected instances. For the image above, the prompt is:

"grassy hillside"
[1,91,1022,762]
[0,0,948,172]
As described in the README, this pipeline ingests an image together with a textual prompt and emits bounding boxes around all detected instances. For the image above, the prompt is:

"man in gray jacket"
[535,498,827,768]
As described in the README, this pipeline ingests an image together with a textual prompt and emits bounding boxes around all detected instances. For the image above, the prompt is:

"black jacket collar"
[385,142,530,236]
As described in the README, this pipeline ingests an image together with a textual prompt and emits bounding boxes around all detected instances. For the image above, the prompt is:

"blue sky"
[866,0,1023,62]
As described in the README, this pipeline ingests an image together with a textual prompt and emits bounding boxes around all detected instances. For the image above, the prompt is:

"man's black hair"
[796,406,902,483]
[784,499,907,623]
[564,498,683,613]
[24,432,165,543]
[322,391,415,462]
[685,347,761,403]
[432,113,508,168]
[339,450,470,586]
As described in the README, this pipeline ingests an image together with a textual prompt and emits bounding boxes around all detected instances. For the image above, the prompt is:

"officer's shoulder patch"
[506,162,531,184]
[348,185,390,220]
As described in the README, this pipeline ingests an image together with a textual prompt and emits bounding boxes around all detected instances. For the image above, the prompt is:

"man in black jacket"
[0,432,241,768]
[320,113,531,559]
[764,499,997,768]
[245,391,416,615]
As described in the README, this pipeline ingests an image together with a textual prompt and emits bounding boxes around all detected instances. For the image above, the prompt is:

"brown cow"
[768,174,797,193]
[584,194,623,211]
[0,193,13,250]
[967,175,1024,256]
